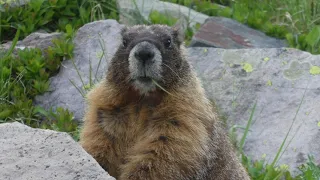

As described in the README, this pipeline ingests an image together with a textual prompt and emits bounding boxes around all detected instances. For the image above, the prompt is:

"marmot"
[80,24,250,180]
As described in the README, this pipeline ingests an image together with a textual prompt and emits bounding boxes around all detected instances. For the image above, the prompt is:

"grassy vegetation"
[0,0,319,179]
[163,0,320,54]
[0,29,79,138]
[235,97,320,179]
[0,0,118,42]
[0,0,119,140]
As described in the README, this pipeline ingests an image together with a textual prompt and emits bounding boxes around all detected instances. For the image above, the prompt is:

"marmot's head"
[107,24,190,95]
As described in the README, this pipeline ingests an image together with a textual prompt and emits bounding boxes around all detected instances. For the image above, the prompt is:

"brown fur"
[80,24,250,180]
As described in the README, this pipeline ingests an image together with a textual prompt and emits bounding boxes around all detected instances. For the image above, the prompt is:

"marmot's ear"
[172,21,185,44]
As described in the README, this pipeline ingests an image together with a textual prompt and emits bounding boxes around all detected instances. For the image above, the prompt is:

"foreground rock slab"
[0,122,115,180]
[190,17,287,48]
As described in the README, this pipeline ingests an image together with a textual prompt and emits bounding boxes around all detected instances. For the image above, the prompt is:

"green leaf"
[33,106,49,117]
[5,28,20,58]
[30,0,44,12]
[0,109,12,119]
[306,26,320,47]
[65,24,73,36]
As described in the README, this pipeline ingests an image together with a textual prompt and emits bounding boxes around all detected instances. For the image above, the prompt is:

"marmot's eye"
[164,39,171,48]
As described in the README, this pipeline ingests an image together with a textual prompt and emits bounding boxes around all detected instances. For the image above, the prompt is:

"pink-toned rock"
[190,17,287,49]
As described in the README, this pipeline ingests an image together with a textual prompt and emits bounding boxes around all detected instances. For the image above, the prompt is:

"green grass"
[0,0,118,42]
[0,28,79,139]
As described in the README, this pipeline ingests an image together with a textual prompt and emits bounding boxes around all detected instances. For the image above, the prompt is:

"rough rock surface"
[189,47,320,173]
[20,32,62,50]
[35,20,124,121]
[3,0,30,8]
[117,0,208,27]
[0,32,62,56]
[34,20,320,173]
[190,17,287,48]
[0,122,115,180]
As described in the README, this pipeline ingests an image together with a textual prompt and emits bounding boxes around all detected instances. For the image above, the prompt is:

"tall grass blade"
[239,100,257,154]
[271,82,309,167]
[5,29,20,58]
[69,79,85,98]
[151,79,177,98]
[95,37,106,81]
[71,58,86,89]
[89,55,92,88]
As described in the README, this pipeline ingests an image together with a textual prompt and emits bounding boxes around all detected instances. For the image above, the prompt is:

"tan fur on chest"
[81,80,211,177]
[80,75,250,180]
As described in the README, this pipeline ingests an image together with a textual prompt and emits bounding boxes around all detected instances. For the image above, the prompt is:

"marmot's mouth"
[137,77,152,83]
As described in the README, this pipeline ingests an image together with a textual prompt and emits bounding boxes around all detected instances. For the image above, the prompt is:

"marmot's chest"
[99,102,161,146]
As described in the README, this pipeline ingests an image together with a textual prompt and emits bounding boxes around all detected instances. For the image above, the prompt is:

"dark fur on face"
[107,24,190,95]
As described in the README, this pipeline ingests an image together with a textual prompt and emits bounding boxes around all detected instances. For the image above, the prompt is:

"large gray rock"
[117,0,209,27]
[0,32,62,57]
[34,20,320,173]
[189,47,320,173]
[0,122,115,180]
[190,17,287,48]
[20,32,62,51]
[2,0,30,8]
[35,20,124,121]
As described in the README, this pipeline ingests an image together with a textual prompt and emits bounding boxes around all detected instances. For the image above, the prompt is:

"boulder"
[0,122,115,180]
[189,47,320,173]
[116,0,208,27]
[190,17,287,48]
[34,20,124,121]
[2,0,30,8]
[20,32,62,51]
[34,20,320,173]
[0,32,62,56]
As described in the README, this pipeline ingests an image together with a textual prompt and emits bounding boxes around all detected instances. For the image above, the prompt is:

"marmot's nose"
[135,49,155,63]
